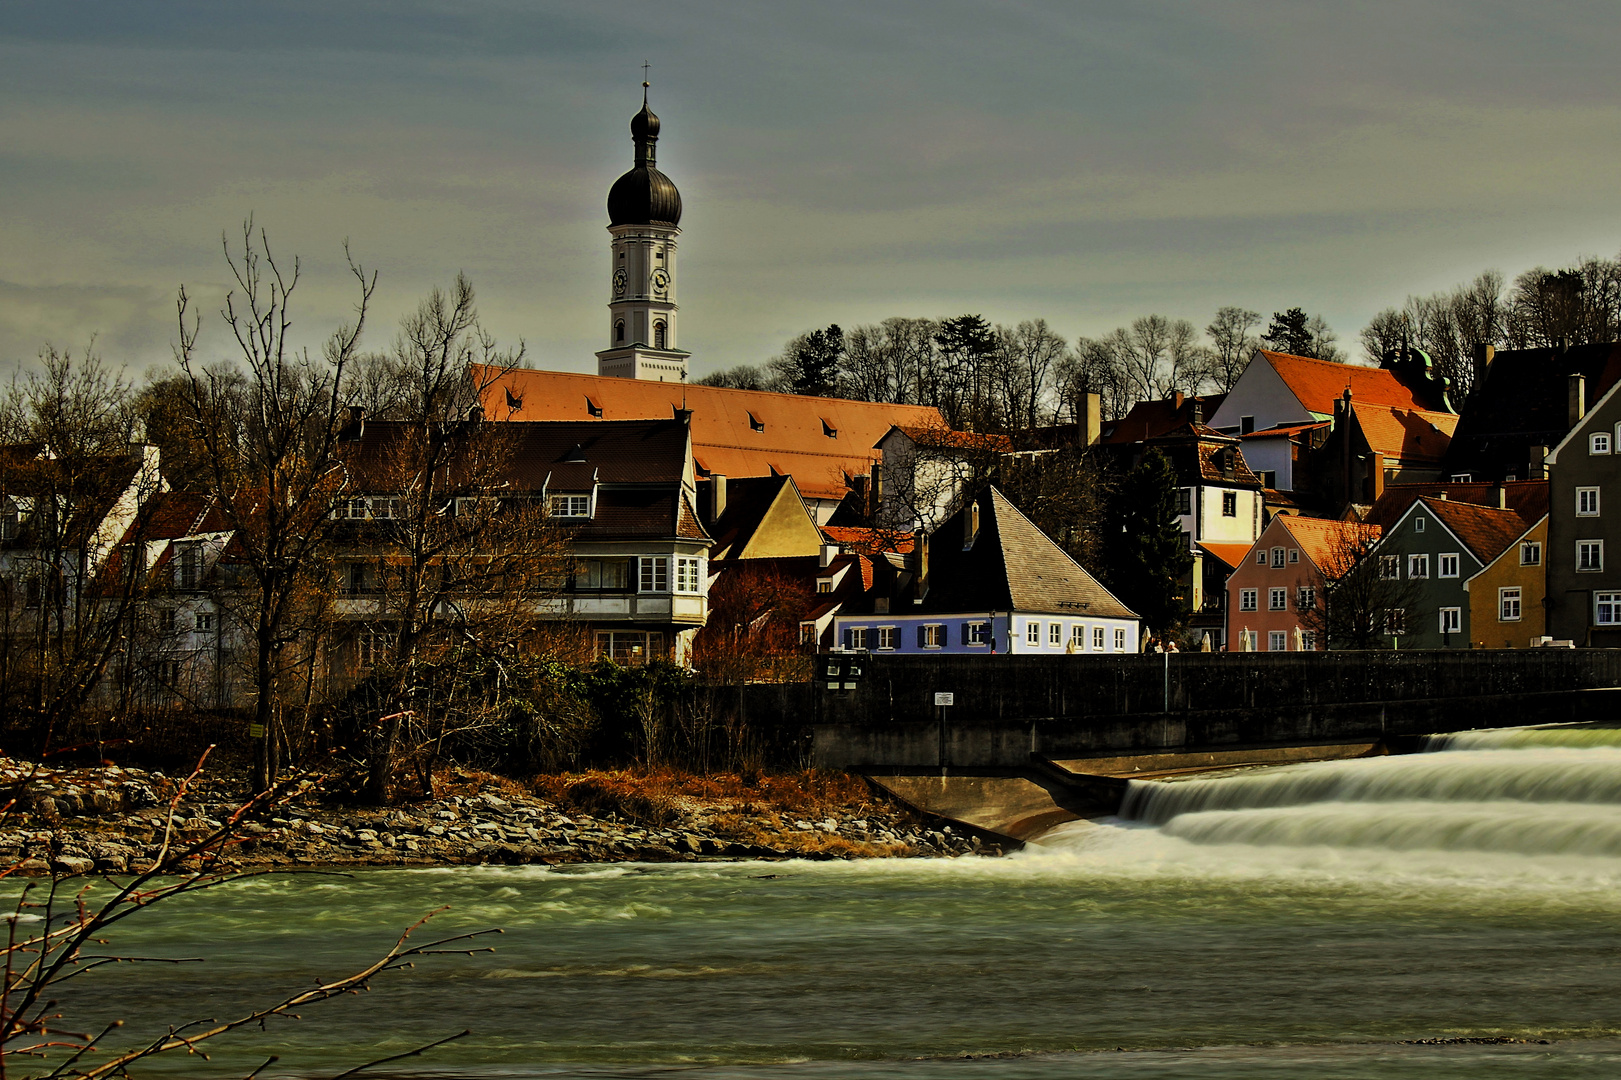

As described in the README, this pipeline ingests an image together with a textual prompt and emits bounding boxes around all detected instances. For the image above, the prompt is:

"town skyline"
[4,1,1620,378]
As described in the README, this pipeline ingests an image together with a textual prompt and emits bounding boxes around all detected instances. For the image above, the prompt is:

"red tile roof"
[1261,350,1433,415]
[1363,480,1548,530]
[1419,497,1528,566]
[475,366,944,502]
[1351,403,1458,464]
[1198,542,1253,571]
[1281,516,1382,575]
[819,525,914,554]
[1100,394,1227,444]
[884,425,1013,452]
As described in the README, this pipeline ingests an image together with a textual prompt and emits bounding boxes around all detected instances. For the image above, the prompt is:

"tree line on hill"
[708,250,1621,428]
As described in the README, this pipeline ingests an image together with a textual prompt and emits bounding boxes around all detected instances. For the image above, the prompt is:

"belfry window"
[654,320,667,349]
[615,320,625,344]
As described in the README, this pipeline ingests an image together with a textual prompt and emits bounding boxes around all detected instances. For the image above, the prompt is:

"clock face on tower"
[612,268,627,297]
[650,268,670,295]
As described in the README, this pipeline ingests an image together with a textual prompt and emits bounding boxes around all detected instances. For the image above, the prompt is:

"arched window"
[615,320,625,344]
[653,320,667,350]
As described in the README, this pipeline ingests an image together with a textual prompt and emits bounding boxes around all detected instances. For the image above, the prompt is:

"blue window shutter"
[916,625,926,648]
[961,622,970,645]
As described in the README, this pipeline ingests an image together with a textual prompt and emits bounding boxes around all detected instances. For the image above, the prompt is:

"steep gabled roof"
[1410,496,1527,566]
[704,474,821,560]
[1449,344,1621,478]
[1465,513,1548,583]
[1350,403,1458,464]
[475,366,944,502]
[919,487,1136,619]
[1362,480,1548,530]
[1198,542,1252,572]
[1261,350,1434,415]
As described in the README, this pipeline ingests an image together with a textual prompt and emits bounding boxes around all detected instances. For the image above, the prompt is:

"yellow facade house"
[1463,515,1548,648]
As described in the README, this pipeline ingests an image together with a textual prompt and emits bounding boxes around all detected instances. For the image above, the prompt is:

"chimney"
[913,529,930,600]
[711,473,727,522]
[962,496,980,549]
[1569,374,1587,429]
[1170,390,1184,410]
[1080,392,1101,447]
[1437,491,1448,501]
[1471,344,1495,396]
[1494,484,1507,510]
[349,405,366,424]
[1368,451,1385,503]
[1338,388,1353,507]
[1530,444,1549,480]
[1191,397,1203,425]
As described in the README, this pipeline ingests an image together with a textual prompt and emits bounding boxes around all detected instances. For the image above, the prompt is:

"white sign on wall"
[934,692,955,706]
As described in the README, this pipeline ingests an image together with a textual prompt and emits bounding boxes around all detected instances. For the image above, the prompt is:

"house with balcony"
[332,413,711,668]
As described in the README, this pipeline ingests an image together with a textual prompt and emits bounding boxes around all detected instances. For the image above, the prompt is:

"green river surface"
[42,726,1621,1078]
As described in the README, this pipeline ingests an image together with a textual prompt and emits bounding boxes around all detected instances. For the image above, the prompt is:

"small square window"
[1414,518,1426,533]
[1409,554,1430,579]
[1386,608,1406,634]
[1239,588,1258,612]
[877,626,898,650]
[194,611,214,632]
[1296,586,1315,611]
[1268,630,1287,651]
[1269,587,1287,611]
[1598,592,1621,626]
[848,627,869,650]
[1289,549,1299,564]
[1592,432,1612,455]
[1521,542,1542,566]
[1439,553,1459,579]
[1379,555,1400,579]
[1255,550,1266,565]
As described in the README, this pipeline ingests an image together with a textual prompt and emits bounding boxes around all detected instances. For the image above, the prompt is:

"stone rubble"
[0,758,1001,875]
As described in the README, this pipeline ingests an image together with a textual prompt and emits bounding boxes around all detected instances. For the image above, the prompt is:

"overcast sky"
[3,1,1620,380]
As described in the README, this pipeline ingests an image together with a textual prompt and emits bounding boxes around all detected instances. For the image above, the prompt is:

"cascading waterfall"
[1071,729,1621,861]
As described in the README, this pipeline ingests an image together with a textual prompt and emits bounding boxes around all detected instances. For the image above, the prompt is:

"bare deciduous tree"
[175,221,376,792]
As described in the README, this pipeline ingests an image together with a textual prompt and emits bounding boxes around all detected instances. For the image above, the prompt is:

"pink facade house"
[1227,516,1381,651]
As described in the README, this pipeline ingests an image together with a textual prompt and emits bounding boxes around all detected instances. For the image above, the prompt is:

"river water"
[52,726,1621,1078]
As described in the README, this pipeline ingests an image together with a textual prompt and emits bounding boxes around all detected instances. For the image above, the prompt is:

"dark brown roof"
[702,475,793,558]
[339,417,691,491]
[1417,497,1529,566]
[1100,394,1227,445]
[1363,480,1548,530]
[919,487,1136,619]
[0,450,145,549]
[1144,424,1263,488]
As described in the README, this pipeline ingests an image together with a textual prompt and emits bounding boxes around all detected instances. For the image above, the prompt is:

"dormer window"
[748,412,765,433]
[585,396,604,418]
[549,494,591,518]
[822,419,837,438]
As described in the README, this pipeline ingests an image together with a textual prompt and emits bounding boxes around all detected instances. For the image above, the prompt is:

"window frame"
[549,493,591,518]
[1268,587,1287,611]
[1597,592,1621,626]
[1499,587,1522,622]
[1048,622,1062,646]
[1578,486,1602,517]
[1176,488,1192,516]
[1579,540,1605,573]
[1593,431,1613,455]
[1271,547,1286,569]
[1093,626,1105,650]
[1113,627,1127,652]
[1296,586,1315,611]
[1026,622,1041,646]
[1438,553,1460,579]
[1221,492,1237,517]
[1239,588,1258,612]
[1521,542,1542,566]
[638,556,670,592]
[1408,554,1430,579]
[1439,606,1462,635]
[1267,630,1287,652]
[674,556,702,594]
[877,626,898,651]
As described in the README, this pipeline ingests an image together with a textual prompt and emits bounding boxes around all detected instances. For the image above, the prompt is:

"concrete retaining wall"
[803,651,1621,769]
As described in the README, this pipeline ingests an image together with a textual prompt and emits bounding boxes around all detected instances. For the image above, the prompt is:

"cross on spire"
[642,60,651,98]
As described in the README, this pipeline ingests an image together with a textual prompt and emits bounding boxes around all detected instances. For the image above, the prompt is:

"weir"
[824,652,1621,842]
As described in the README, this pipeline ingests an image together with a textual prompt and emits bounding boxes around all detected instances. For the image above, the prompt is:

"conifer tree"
[1103,449,1192,640]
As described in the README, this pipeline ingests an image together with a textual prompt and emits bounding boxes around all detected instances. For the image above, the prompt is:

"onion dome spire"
[607,81,682,227]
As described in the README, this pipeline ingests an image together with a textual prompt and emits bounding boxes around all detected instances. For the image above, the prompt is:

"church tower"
[596,84,690,381]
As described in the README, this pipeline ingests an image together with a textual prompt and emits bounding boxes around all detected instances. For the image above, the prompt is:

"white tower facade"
[596,86,690,381]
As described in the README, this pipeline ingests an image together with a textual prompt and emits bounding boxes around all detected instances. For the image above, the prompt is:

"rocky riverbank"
[0,758,1005,875]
